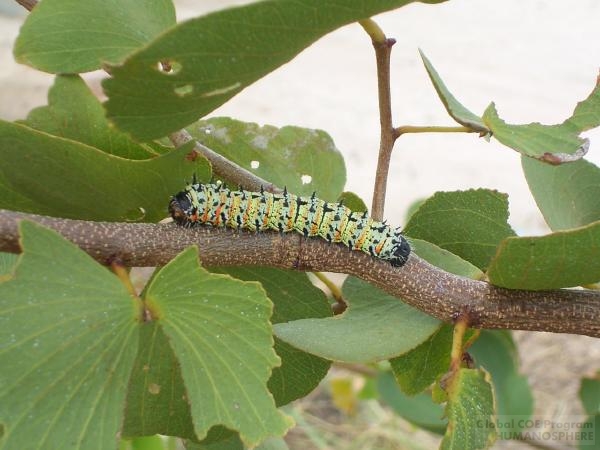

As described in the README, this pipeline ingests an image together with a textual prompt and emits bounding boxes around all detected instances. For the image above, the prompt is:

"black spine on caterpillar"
[169,182,410,267]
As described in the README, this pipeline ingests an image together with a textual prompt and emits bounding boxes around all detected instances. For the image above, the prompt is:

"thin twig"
[2,210,600,338]
[15,0,37,11]
[168,131,283,194]
[359,19,397,221]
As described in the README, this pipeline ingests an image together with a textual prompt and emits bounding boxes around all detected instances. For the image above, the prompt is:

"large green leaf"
[404,189,515,270]
[103,0,447,140]
[0,221,139,450]
[470,331,533,436]
[522,157,600,230]
[419,50,488,132]
[210,267,332,406]
[188,117,346,200]
[122,322,196,441]
[273,277,440,363]
[487,221,600,289]
[440,368,497,450]
[24,75,166,159]
[0,120,209,222]
[144,247,293,447]
[377,371,447,435]
[14,0,176,73]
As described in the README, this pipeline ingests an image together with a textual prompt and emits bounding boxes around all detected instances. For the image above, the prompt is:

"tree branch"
[359,20,397,221]
[1,209,599,338]
[169,129,282,195]
[15,0,37,12]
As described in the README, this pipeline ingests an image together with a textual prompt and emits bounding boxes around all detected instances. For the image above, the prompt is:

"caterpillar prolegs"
[169,182,410,267]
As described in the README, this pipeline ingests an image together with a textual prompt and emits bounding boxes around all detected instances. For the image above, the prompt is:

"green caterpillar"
[169,181,410,267]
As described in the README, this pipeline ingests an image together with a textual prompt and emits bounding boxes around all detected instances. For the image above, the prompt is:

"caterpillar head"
[390,238,411,267]
[169,190,194,225]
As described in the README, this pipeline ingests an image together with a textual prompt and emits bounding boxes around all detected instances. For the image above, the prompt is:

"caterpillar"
[169,181,410,267]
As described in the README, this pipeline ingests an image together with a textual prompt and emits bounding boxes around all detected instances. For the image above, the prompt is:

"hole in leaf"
[301,174,312,185]
[156,60,182,75]
[250,160,260,169]
[174,84,194,97]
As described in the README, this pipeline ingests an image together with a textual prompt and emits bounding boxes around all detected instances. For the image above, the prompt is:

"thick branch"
[1,209,599,338]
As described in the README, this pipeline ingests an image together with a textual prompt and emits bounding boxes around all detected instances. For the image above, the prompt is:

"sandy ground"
[1,1,600,448]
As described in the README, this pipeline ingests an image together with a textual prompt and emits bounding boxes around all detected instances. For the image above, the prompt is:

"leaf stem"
[359,20,397,221]
[358,19,386,44]
[111,261,138,297]
[312,272,347,314]
[395,125,474,135]
[449,317,469,372]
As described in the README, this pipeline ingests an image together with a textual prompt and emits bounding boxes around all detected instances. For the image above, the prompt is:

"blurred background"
[2,1,599,448]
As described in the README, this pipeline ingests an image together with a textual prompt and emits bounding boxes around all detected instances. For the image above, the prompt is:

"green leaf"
[0,252,18,278]
[470,331,533,434]
[579,415,600,450]
[103,0,448,140]
[122,322,196,441]
[0,120,209,222]
[486,221,600,289]
[390,324,477,396]
[255,436,290,450]
[483,103,589,163]
[377,371,447,434]
[337,191,368,213]
[188,117,346,199]
[564,73,600,132]
[419,50,488,132]
[130,436,165,450]
[579,375,600,450]
[522,157,600,230]
[580,375,600,415]
[410,238,484,280]
[14,0,176,73]
[24,75,166,159]
[0,221,139,450]
[389,325,453,396]
[273,277,440,363]
[182,427,243,450]
[144,247,293,446]
[185,428,243,450]
[403,189,515,270]
[440,368,497,450]
[210,267,332,406]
